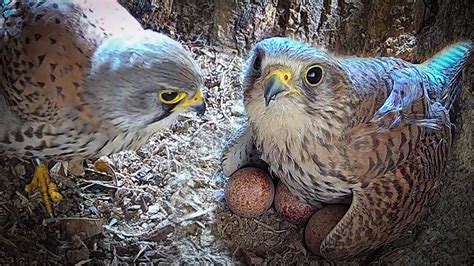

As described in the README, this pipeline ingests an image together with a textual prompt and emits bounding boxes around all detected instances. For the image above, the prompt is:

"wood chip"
[61,217,105,240]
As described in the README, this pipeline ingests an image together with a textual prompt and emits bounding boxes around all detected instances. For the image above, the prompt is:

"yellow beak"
[264,69,293,106]
[175,90,206,115]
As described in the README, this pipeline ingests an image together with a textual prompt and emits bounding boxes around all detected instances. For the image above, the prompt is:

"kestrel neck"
[250,108,349,167]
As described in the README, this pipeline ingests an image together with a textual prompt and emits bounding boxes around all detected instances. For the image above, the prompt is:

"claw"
[25,163,63,215]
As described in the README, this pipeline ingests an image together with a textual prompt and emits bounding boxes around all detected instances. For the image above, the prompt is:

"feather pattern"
[0,0,204,161]
[221,38,472,259]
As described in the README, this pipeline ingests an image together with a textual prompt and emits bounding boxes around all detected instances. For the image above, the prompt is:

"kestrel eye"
[159,90,183,104]
[305,65,324,85]
[253,54,262,72]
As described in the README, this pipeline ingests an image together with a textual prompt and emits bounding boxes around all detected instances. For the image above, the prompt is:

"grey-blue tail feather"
[422,42,472,111]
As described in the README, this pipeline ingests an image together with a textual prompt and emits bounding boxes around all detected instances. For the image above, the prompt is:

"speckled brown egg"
[274,182,318,224]
[225,167,274,218]
[304,204,350,256]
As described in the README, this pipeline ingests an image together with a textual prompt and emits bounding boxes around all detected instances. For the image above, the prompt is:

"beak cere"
[264,70,291,106]
[178,90,207,116]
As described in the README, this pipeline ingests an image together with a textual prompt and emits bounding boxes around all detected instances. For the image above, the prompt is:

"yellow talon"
[25,163,63,214]
[47,180,63,203]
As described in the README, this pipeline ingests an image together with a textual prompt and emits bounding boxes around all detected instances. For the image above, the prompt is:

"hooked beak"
[176,90,206,116]
[192,101,206,116]
[264,70,292,106]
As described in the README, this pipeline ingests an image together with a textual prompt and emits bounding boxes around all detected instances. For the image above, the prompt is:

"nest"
[0,1,472,264]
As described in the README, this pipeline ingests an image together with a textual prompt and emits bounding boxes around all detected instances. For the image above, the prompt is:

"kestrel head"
[243,37,353,131]
[85,30,205,130]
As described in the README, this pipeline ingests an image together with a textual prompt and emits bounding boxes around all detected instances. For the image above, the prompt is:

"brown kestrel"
[1,0,206,215]
[222,37,472,259]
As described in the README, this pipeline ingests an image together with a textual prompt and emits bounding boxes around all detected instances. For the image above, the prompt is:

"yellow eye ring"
[304,65,324,86]
[158,90,187,104]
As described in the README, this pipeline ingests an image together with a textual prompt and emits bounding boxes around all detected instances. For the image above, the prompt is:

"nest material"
[0,1,472,264]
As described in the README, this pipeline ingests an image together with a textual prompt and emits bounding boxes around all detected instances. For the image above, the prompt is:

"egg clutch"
[224,167,349,257]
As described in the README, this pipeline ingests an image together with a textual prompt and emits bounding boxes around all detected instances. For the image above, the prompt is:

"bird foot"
[25,164,63,215]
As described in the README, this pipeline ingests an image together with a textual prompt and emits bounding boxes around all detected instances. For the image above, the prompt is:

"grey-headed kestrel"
[221,37,472,259]
[1,0,206,215]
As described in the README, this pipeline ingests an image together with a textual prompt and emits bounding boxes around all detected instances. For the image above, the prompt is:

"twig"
[80,180,120,190]
[165,146,171,172]
[178,207,215,222]
[253,219,287,233]
[133,245,148,262]
[79,180,144,193]
[0,236,17,248]
[103,225,143,238]
[75,259,92,266]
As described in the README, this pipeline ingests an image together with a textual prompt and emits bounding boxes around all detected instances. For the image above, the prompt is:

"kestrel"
[1,0,206,215]
[222,37,472,259]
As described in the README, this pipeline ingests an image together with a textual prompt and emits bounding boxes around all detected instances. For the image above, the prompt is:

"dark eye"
[159,91,183,104]
[252,53,262,72]
[162,91,178,101]
[305,65,323,85]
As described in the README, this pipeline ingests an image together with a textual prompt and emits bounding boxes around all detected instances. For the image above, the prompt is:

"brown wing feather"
[0,0,142,124]
[346,113,425,183]
[321,163,440,260]
[344,67,438,183]
[322,103,451,260]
